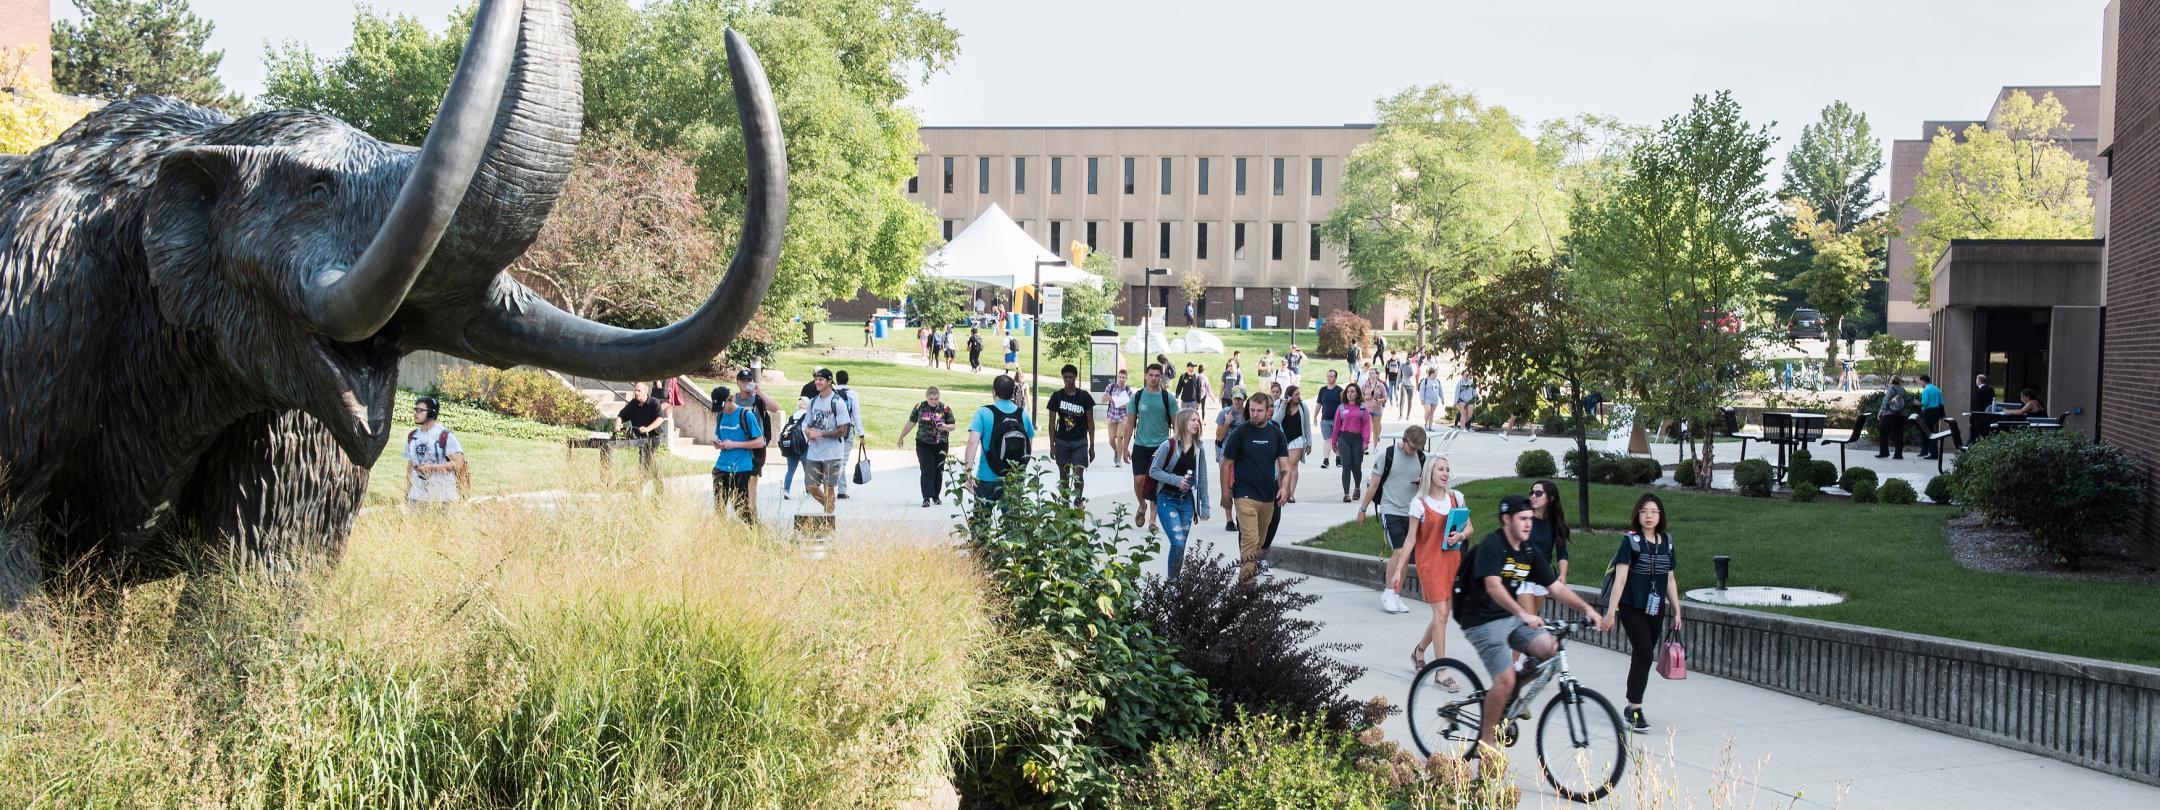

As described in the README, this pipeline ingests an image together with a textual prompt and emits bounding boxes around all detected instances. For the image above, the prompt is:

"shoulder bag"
[1656,619,1688,680]
[851,436,873,485]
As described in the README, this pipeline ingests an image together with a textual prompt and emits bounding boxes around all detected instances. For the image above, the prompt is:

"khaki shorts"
[804,458,846,488]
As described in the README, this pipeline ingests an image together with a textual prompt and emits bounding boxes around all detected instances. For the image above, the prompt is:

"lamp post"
[1141,267,1171,363]
[1032,258,1070,432]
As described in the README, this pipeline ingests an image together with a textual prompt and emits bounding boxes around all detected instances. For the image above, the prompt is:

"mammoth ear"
[144,145,254,330]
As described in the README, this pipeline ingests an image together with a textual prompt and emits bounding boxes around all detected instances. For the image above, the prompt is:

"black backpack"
[982,403,1032,477]
[778,412,808,458]
[1377,444,1426,489]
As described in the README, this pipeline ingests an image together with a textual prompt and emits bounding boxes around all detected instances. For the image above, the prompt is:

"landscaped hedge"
[1317,311,1371,357]
[1733,459,1775,497]
[434,366,600,428]
[1849,478,1879,503]
[1673,459,1700,487]
[1839,466,1879,492]
[1879,478,1918,505]
[1948,430,2148,568]
[1924,475,1954,505]
[1791,480,1820,502]
[1515,449,1557,479]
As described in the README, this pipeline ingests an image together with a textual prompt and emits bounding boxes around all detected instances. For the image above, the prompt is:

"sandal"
[1411,646,1427,672]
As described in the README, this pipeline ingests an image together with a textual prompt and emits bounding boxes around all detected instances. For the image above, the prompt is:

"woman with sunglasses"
[1602,492,1681,735]
[1516,479,1573,616]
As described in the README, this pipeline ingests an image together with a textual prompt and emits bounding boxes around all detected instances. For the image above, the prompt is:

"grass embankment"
[1300,477,2160,666]
[365,390,703,505]
[0,496,1025,806]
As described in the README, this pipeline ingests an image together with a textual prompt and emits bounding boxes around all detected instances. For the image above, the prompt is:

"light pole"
[1032,258,1069,432]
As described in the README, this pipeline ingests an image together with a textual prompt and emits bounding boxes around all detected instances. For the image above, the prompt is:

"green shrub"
[1924,475,1954,505]
[1850,478,1879,503]
[1791,446,1814,465]
[1879,478,1918,505]
[1136,547,1364,729]
[1673,459,1700,487]
[956,467,1214,805]
[1116,708,1517,809]
[1472,406,1508,430]
[1565,449,1639,485]
[1839,466,1879,492]
[1949,431,2148,567]
[1516,449,1558,479]
[1791,480,1820,502]
[1799,459,1840,489]
[1733,459,1774,497]
[433,365,600,428]
[1623,456,1663,485]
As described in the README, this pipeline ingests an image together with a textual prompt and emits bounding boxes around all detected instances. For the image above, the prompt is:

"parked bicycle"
[1406,619,1629,802]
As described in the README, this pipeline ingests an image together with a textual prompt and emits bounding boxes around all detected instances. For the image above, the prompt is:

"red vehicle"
[1698,309,1742,335]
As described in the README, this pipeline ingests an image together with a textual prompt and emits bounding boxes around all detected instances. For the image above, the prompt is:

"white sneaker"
[1382,589,1409,614]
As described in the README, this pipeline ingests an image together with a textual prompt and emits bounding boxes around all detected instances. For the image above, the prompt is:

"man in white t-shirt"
[404,396,466,504]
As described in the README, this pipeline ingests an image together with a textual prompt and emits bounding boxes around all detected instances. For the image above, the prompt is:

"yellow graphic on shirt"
[1501,555,1533,584]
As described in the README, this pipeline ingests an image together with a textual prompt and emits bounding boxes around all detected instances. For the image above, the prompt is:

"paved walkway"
[653,425,2153,808]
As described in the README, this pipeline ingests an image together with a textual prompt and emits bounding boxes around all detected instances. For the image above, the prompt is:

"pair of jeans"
[1878,414,1905,458]
[1155,492,1196,579]
[1919,406,1945,456]
[783,454,805,492]
[1337,435,1366,494]
[1616,606,1666,705]
[972,477,1005,525]
[915,442,947,501]
[712,469,754,522]
[1233,497,1276,584]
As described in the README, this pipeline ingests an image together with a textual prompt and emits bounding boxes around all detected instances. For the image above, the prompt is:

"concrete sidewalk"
[662,426,2154,809]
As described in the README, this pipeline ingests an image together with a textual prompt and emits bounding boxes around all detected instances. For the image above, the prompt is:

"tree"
[1786,198,1889,366]
[1768,101,1886,337]
[1043,252,1123,363]
[509,135,724,329]
[1571,91,1778,485]
[1322,84,1558,354]
[1867,333,1916,379]
[0,46,96,153]
[1178,270,1207,315]
[1903,90,2095,306]
[902,273,968,332]
[261,0,957,323]
[51,0,239,110]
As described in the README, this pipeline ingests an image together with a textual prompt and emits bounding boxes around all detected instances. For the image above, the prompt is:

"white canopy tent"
[924,203,1096,288]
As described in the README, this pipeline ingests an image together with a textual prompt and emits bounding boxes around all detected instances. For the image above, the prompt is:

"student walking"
[780,395,808,500]
[800,369,855,513]
[1278,386,1311,499]
[731,369,780,521]
[1316,370,1344,470]
[1220,392,1292,585]
[963,375,1035,519]
[1104,369,1134,468]
[1360,425,1429,613]
[1419,366,1445,431]
[1124,363,1179,531]
[1601,492,1682,735]
[1875,376,1909,460]
[1221,359,1244,409]
[1517,479,1573,618]
[1149,408,1213,580]
[404,396,466,505]
[896,386,957,507]
[1360,365,1389,442]
[1407,456,1472,676]
[966,328,984,372]
[1047,364,1098,496]
[1333,383,1375,501]
[1453,371,1480,430]
[709,385,767,522]
[1215,387,1248,533]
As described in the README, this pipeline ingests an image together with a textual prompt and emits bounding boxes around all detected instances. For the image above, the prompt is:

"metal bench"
[1718,407,1760,461]
[1817,412,1871,476]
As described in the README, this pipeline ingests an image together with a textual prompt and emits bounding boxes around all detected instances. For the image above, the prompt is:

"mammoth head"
[137,0,785,465]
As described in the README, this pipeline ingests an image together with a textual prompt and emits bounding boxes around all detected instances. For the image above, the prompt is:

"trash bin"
[1238,315,1252,330]
[1022,317,1035,337]
[873,318,887,339]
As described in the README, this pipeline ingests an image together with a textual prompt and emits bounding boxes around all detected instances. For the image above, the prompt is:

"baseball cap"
[812,368,833,380]
[1497,494,1533,517]
[736,368,756,382]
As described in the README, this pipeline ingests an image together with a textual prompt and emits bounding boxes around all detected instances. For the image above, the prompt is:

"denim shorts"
[1462,616,1550,679]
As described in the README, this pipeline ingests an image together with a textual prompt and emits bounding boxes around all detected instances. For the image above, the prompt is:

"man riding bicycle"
[1453,494,1611,750]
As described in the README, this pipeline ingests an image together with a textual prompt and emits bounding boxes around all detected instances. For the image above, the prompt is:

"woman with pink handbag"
[1601,492,1683,736]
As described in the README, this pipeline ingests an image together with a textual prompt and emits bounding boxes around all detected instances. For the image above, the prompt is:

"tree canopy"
[1,47,95,154]
[1903,90,2094,305]
[51,0,239,110]
[510,135,723,329]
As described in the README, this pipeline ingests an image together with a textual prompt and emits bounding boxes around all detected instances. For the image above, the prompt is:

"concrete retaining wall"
[1265,544,2160,786]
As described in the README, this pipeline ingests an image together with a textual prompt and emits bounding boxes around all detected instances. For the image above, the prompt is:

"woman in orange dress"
[1407,456,1473,686]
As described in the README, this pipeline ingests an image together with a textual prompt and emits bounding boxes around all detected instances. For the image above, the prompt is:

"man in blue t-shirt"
[1916,375,1946,459]
[964,375,1036,517]
[709,385,766,523]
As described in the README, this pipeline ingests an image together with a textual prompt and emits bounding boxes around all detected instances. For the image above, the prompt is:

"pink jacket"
[1332,405,1374,446]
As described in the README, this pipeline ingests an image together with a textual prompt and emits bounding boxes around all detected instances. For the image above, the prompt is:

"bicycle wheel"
[1407,658,1486,760]
[1536,683,1628,802]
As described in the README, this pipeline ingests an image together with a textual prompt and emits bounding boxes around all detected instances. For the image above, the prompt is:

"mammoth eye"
[308,175,336,202]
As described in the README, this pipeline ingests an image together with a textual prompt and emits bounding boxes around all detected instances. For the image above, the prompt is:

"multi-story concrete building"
[1886,85,2102,339]
[830,125,1408,329]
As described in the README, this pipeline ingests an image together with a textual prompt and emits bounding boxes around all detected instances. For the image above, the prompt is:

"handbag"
[851,437,873,485]
[1655,622,1688,680]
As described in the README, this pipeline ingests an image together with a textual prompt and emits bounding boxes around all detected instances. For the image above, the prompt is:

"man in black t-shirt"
[1315,370,1344,469]
[1454,495,1610,750]
[1046,364,1097,494]
[896,386,957,507]
[1176,363,1202,407]
[1220,393,1290,585]
[618,383,665,438]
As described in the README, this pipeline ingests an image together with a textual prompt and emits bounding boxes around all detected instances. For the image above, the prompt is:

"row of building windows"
[911,155,1328,198]
[941,218,1326,263]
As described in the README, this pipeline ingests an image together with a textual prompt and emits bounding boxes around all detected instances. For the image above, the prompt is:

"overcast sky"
[83,0,2111,186]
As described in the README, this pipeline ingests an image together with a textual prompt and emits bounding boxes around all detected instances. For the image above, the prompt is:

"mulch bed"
[1943,512,2160,584]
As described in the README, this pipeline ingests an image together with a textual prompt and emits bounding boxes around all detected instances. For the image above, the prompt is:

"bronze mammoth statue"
[0,0,785,603]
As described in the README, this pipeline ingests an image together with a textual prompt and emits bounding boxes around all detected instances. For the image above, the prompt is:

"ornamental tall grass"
[0,495,1021,808]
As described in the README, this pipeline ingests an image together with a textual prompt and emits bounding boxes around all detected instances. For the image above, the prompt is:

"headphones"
[415,396,441,421]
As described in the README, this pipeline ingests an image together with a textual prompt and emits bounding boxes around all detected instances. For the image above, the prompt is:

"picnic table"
[566,434,667,479]
[1760,411,1826,484]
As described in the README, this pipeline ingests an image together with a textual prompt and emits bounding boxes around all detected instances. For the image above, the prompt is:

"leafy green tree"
[51,0,240,110]
[1767,101,1887,336]
[510,135,722,328]
[1043,252,1123,363]
[1322,84,1558,353]
[1903,90,2095,306]
[1571,91,1778,484]
[1787,198,1889,366]
[902,274,968,332]
[262,0,956,323]
[1866,333,1916,378]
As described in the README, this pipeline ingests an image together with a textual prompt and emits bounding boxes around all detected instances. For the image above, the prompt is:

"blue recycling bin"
[1238,315,1252,330]
[873,318,887,339]
[1007,312,1021,331]
[1022,317,1035,337]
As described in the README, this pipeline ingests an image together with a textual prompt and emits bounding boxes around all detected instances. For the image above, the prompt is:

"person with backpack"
[1600,492,1682,735]
[1419,366,1446,431]
[1407,456,1472,677]
[966,328,984,372]
[404,396,466,506]
[1358,425,1428,614]
[708,385,766,523]
[942,326,957,369]
[800,369,855,513]
[1124,363,1179,532]
[1452,370,1480,430]
[1220,392,1291,585]
[1003,334,1020,370]
[896,385,957,508]
[1215,386,1249,534]
[1148,407,1212,580]
[731,369,781,519]
[779,395,809,500]
[833,370,861,499]
[964,374,1035,517]
[1875,376,1910,460]
[1046,364,1097,496]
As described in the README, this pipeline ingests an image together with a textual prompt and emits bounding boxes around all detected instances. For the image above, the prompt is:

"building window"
[1235,158,1247,195]
[1311,157,1323,196]
[1271,223,1284,260]
[1197,223,1209,260]
[1123,221,1135,259]
[1198,157,1211,195]
[1015,157,1026,193]
[978,157,989,194]
[908,174,918,194]
[1088,157,1099,194]
[1086,221,1099,250]
[1159,221,1171,259]
[1160,157,1171,194]
[943,219,955,241]
[1309,223,1321,260]
[942,157,954,193]
[1050,221,1062,252]
[1051,157,1063,194]
[1272,158,1285,196]
[1233,223,1247,260]
[1123,157,1136,194]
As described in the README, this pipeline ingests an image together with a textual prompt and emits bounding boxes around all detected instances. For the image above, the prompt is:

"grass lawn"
[1299,477,2160,667]
[366,393,704,506]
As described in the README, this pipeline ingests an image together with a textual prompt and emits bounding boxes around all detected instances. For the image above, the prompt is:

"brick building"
[2099,0,2160,552]
[1,0,50,87]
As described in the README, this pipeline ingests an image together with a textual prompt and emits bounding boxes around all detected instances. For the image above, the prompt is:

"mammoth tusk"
[461,28,787,381]
[299,0,525,343]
